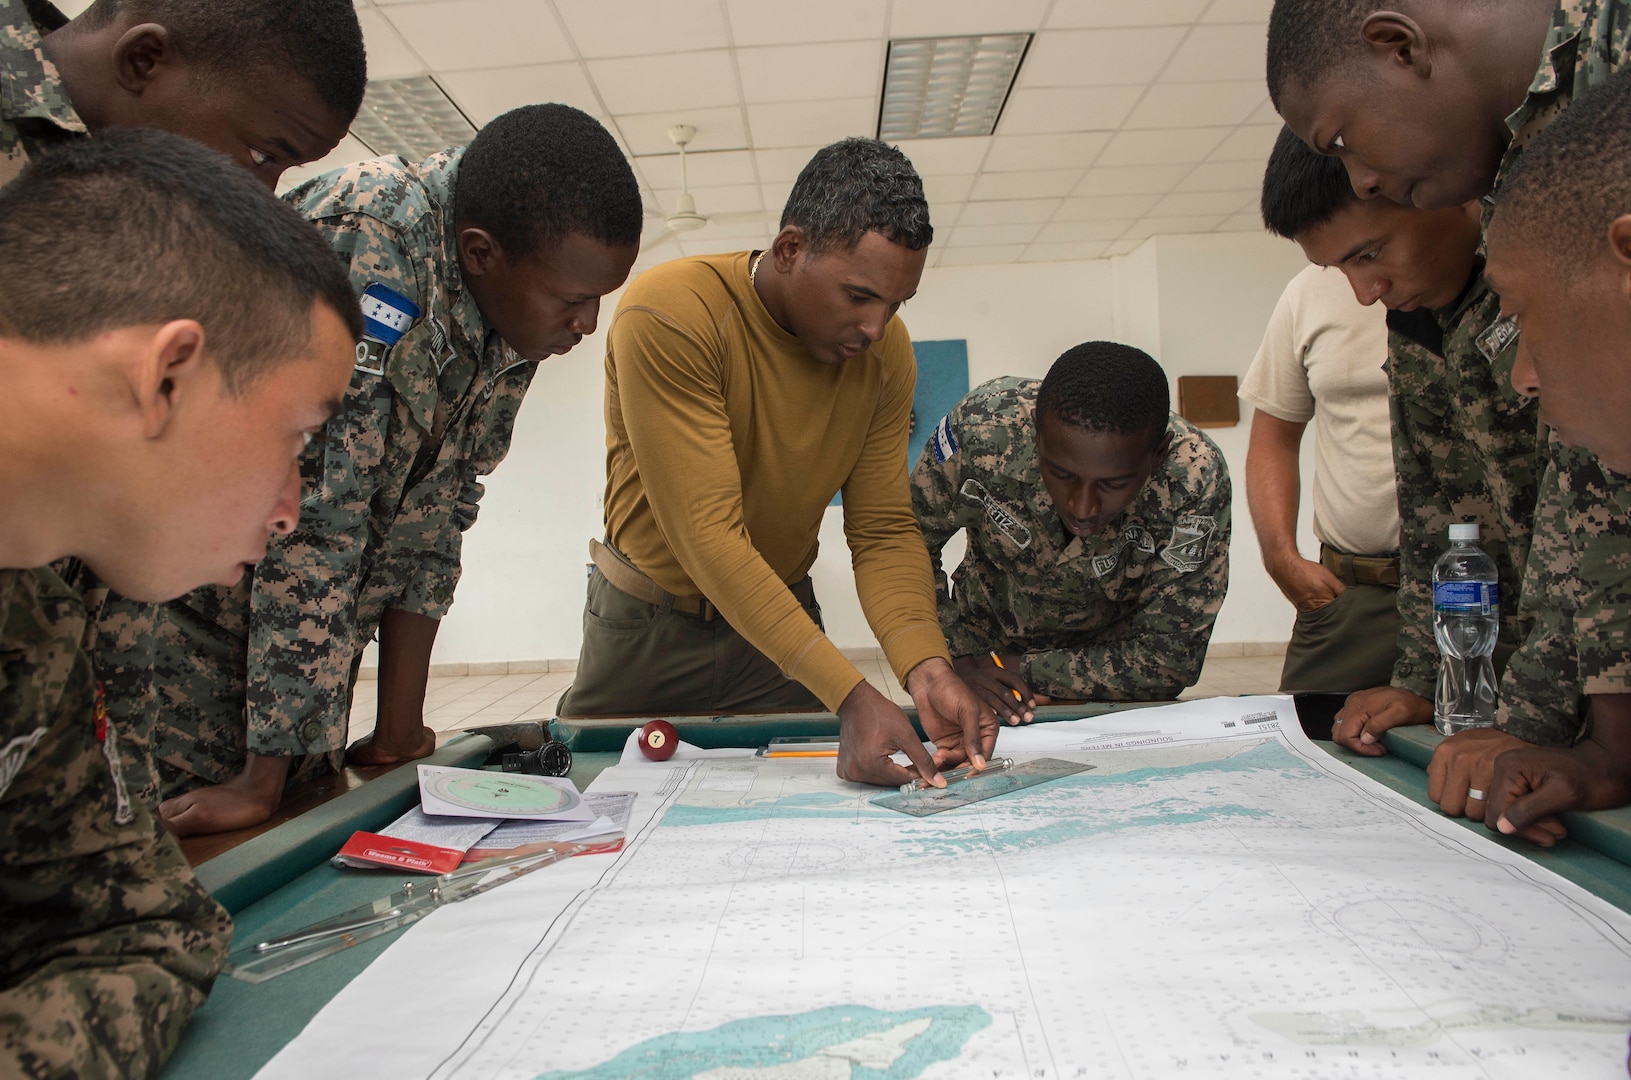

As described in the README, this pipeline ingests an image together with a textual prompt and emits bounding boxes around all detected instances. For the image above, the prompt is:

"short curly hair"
[1037,342,1170,446]
[453,104,644,258]
[780,138,933,254]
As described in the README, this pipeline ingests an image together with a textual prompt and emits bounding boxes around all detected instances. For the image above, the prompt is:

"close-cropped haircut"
[0,129,363,392]
[1261,125,1359,238]
[781,138,933,254]
[1036,342,1171,446]
[453,104,644,258]
[1494,65,1631,280]
[74,0,367,121]
[1266,0,1375,108]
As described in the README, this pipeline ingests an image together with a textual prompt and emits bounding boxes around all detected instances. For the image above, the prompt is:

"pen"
[989,651,1023,702]
[899,757,1015,794]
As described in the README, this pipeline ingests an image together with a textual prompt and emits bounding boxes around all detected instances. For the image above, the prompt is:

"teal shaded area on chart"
[662,739,1321,853]
[532,1003,991,1080]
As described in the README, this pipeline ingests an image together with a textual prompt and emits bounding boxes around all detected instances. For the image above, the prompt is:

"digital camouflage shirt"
[0,0,81,187]
[911,378,1231,701]
[153,149,538,789]
[1480,0,1631,744]
[0,566,230,1079]
[1383,273,1546,704]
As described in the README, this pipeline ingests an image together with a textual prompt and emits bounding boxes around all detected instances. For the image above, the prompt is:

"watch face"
[422,770,581,816]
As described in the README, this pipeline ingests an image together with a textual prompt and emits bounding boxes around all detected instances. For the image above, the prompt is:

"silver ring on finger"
[1466,788,1487,802]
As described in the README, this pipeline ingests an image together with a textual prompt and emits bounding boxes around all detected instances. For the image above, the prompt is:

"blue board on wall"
[831,339,970,506]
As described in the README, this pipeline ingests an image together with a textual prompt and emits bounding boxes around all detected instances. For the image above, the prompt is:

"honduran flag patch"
[930,414,960,462]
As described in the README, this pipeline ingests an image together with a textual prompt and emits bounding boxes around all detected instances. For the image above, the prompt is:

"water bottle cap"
[1448,523,1480,541]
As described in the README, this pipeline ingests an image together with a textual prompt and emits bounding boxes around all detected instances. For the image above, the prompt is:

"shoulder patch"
[0,727,48,802]
[355,283,422,375]
[1161,514,1216,574]
[930,414,960,463]
[1477,313,1520,365]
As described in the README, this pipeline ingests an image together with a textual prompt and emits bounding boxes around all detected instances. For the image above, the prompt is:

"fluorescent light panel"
[878,33,1031,140]
[349,76,477,160]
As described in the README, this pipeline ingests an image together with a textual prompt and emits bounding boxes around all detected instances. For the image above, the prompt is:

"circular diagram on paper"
[424,772,581,817]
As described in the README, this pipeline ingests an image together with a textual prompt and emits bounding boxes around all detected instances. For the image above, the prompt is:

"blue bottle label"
[1434,580,1498,615]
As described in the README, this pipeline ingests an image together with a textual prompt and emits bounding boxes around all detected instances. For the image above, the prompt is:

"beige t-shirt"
[1239,263,1398,555]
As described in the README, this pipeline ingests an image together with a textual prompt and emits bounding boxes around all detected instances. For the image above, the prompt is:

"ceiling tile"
[637,149,758,191]
[746,99,877,148]
[587,52,739,115]
[686,221,777,241]
[982,132,1109,172]
[355,8,426,79]
[888,0,1051,37]
[1217,212,1265,232]
[678,235,760,257]
[1178,160,1264,192]
[998,86,1144,134]
[1245,97,1282,125]
[1047,0,1208,28]
[969,169,1083,200]
[650,183,765,215]
[937,244,1030,266]
[1152,190,1253,216]
[1035,219,1132,243]
[1018,28,1185,87]
[382,1,574,71]
[948,222,1044,246]
[737,43,882,104]
[1208,124,1281,162]
[1104,237,1147,256]
[726,0,888,46]
[1203,0,1274,22]
[1021,240,1112,262]
[1121,214,1226,239]
[1073,165,1188,196]
[1054,194,1160,219]
[1160,24,1266,83]
[618,106,748,156]
[1123,80,1269,129]
[761,182,793,213]
[891,137,992,176]
[438,64,601,127]
[1096,127,1230,167]
[954,198,1062,225]
[555,0,729,58]
[921,174,975,206]
[754,146,824,182]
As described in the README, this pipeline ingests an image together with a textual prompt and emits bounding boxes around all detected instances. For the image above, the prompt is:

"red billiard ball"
[638,720,678,761]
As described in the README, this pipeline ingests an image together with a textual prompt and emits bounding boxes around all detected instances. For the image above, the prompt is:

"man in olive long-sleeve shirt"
[559,138,993,788]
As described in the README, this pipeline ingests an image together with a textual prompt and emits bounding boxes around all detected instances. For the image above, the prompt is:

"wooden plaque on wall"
[1176,375,1240,428]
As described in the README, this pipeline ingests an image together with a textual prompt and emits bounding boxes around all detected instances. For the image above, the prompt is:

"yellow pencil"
[989,651,1024,702]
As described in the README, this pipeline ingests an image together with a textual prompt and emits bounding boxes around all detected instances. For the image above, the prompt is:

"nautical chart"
[256,698,1631,1079]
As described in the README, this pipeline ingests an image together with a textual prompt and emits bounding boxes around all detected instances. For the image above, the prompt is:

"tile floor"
[347,652,1286,744]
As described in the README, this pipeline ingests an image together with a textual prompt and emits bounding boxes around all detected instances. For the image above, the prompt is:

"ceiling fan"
[641,124,776,253]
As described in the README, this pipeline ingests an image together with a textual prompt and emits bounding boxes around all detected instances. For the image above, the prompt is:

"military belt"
[589,538,815,623]
[1319,544,1401,589]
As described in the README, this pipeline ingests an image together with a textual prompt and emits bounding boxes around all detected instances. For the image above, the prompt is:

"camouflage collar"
[0,0,86,135]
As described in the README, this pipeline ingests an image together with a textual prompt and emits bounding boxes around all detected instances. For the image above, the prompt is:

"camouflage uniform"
[1,0,165,804]
[0,565,230,1079]
[1383,273,1549,707]
[910,378,1231,700]
[153,149,537,792]
[1473,0,1631,745]
[0,0,82,187]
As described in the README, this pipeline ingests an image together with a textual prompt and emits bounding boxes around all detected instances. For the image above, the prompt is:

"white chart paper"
[258,698,1631,1079]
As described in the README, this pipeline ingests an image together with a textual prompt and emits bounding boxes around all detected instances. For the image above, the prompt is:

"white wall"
[424,236,1314,666]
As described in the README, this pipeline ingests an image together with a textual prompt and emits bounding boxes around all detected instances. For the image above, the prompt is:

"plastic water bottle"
[1433,523,1500,735]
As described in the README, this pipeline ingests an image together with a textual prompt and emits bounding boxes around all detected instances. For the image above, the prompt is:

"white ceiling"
[64,0,1280,271]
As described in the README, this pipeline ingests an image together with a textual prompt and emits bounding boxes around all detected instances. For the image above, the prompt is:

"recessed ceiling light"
[348,76,478,161]
[877,33,1032,141]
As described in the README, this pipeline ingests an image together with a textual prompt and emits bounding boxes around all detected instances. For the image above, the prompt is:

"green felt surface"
[160,711,1631,1080]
